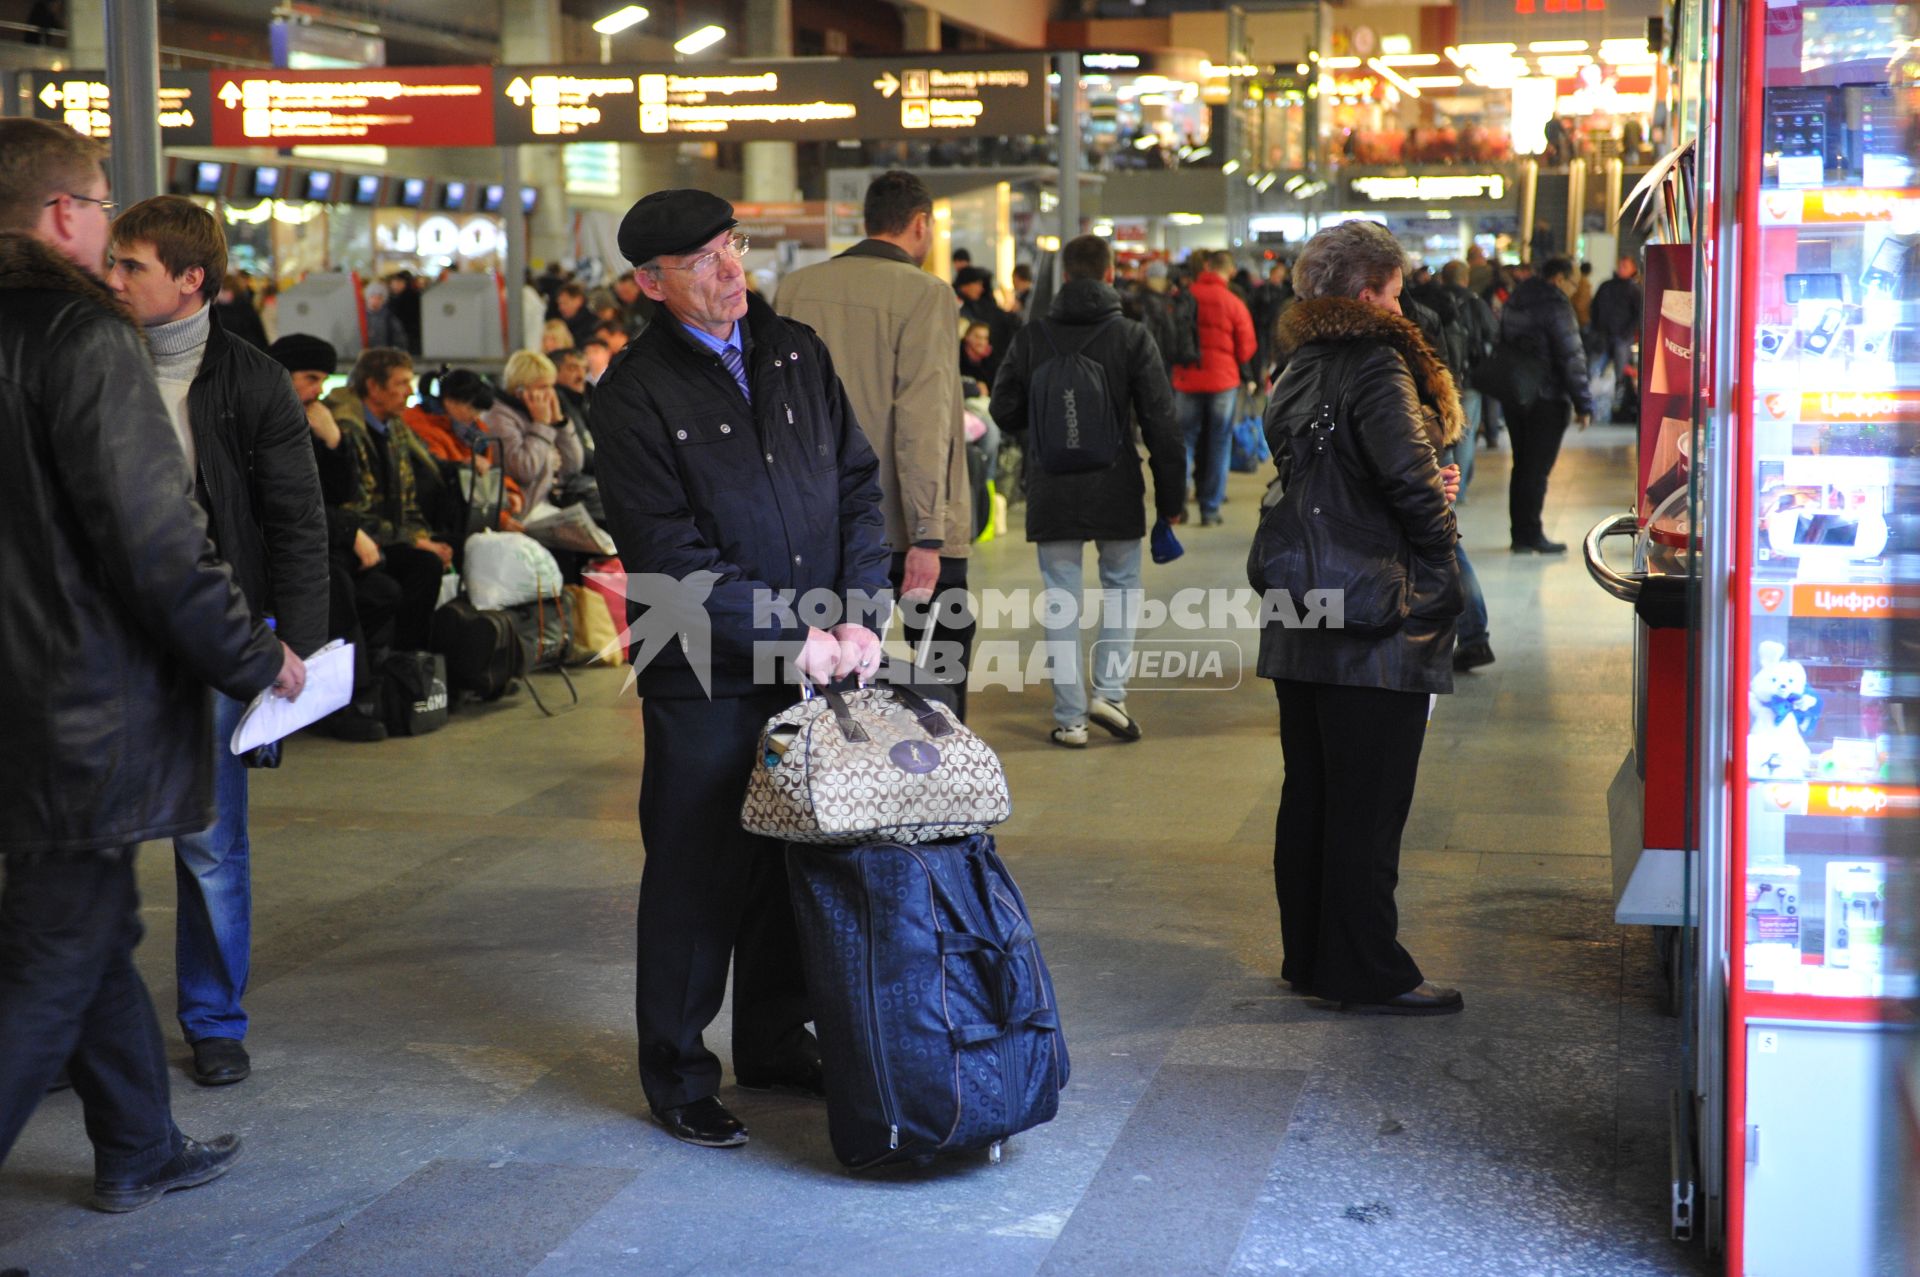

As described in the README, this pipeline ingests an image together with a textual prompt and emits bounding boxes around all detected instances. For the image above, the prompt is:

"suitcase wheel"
[989,1140,1003,1166]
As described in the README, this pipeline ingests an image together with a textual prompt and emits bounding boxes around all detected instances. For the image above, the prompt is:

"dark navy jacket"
[590,291,891,699]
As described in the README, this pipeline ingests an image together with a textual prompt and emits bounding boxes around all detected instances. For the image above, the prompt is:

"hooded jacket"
[0,232,283,854]
[1498,275,1595,417]
[1253,296,1463,695]
[988,278,1187,543]
[1170,271,1256,395]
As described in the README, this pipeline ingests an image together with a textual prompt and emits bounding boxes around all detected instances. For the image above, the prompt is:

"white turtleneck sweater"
[147,303,211,473]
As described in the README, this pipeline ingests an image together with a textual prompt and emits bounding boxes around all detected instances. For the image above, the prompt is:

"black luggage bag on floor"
[431,598,522,701]
[785,833,1069,1169]
[381,650,450,736]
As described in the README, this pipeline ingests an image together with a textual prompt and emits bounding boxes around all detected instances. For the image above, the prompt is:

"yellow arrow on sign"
[506,76,532,106]
[218,81,244,107]
[873,71,899,98]
[38,81,59,109]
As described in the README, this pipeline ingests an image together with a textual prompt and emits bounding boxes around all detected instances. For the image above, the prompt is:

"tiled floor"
[0,423,1709,1276]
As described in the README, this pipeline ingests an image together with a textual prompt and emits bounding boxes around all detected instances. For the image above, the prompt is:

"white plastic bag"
[463,530,562,611]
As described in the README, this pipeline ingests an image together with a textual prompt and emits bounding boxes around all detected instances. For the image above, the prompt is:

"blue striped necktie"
[717,342,751,402]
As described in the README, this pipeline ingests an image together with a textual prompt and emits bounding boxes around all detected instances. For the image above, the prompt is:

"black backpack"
[1165,286,1203,367]
[1026,317,1124,475]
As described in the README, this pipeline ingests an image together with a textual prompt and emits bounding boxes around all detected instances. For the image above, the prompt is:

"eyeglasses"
[650,231,749,278]
[45,192,117,216]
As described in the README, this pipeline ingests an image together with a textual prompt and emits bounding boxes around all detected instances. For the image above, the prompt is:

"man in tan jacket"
[776,170,976,716]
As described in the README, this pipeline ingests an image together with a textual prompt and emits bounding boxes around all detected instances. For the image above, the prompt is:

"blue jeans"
[1455,389,1482,499]
[1177,389,1237,517]
[1457,543,1489,645]
[173,691,251,1043]
[1036,539,1144,728]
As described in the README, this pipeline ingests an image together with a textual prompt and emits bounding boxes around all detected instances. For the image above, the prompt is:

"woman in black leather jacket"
[1251,218,1466,1016]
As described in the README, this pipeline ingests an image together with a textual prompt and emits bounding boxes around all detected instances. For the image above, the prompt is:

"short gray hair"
[1292,220,1409,301]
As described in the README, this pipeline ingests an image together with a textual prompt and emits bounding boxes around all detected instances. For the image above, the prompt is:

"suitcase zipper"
[862,853,901,1154]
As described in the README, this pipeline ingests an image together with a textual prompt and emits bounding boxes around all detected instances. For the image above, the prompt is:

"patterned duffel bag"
[741,683,1011,846]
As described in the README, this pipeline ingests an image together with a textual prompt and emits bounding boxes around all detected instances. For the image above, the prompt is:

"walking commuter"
[1171,250,1256,526]
[0,118,306,1208]
[107,197,330,1085]
[1256,218,1466,1015]
[1496,256,1595,554]
[988,233,1187,747]
[1588,256,1642,420]
[777,170,977,716]
[591,189,890,1149]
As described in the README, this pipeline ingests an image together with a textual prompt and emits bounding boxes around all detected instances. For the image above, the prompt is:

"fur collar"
[1279,295,1463,449]
[0,230,135,330]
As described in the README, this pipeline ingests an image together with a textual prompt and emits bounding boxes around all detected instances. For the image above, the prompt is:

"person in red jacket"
[1171,250,1256,525]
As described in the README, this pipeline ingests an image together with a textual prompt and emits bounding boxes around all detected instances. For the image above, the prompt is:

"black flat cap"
[618,189,737,268]
[267,333,338,375]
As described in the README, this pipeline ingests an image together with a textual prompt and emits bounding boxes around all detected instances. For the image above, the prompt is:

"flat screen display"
[520,186,539,215]
[302,171,334,202]
[439,181,468,211]
[398,177,428,208]
[481,184,507,213]
[248,166,282,199]
[350,174,382,206]
[192,162,225,195]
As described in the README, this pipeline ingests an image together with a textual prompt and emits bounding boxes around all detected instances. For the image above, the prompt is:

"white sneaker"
[1050,724,1089,748]
[1088,697,1142,742]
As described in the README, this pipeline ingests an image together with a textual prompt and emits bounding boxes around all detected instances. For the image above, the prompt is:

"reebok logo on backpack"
[1028,318,1124,475]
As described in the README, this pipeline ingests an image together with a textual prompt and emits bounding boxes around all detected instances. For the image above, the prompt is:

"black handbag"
[1469,338,1551,408]
[1248,348,1412,638]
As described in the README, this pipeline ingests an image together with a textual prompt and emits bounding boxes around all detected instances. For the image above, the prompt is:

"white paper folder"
[229,640,354,754]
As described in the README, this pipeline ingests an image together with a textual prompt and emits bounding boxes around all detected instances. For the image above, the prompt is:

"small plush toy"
[1748,639,1821,779]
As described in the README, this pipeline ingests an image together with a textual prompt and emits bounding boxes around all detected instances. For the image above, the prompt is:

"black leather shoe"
[1338,982,1465,1016]
[1453,640,1496,673]
[191,1038,250,1086]
[655,1096,749,1148]
[1511,537,1568,555]
[92,1134,242,1212]
[736,1056,827,1100]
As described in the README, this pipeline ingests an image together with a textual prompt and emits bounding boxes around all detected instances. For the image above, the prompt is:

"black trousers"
[1502,397,1571,545]
[636,691,811,1113]
[889,552,976,721]
[1272,680,1429,1002]
[379,543,446,652]
[0,848,184,1177]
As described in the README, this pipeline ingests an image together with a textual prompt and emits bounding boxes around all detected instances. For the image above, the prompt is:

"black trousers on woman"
[1273,679,1430,1002]
[1501,396,1572,546]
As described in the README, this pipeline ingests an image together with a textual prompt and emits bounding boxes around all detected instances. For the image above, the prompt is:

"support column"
[500,0,569,268]
[1057,55,1079,254]
[741,0,796,203]
[104,0,161,208]
[69,2,106,67]
[901,4,940,52]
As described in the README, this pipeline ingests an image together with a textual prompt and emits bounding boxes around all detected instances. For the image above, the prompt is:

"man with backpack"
[1170,250,1256,526]
[989,233,1187,747]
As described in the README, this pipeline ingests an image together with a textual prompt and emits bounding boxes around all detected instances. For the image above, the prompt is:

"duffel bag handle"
[819,689,870,744]
[879,683,954,739]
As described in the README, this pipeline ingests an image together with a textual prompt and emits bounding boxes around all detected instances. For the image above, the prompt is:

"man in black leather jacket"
[108,197,328,1090]
[1495,256,1594,553]
[0,119,305,1211]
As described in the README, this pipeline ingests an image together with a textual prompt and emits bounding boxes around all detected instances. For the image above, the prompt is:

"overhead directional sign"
[491,54,1048,144]
[16,69,212,145]
[23,55,1046,151]
[207,66,494,148]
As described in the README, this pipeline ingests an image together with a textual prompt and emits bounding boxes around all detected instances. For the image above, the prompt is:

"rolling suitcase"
[785,832,1069,1169]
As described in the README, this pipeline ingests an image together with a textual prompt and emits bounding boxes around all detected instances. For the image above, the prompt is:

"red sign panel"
[208,66,494,148]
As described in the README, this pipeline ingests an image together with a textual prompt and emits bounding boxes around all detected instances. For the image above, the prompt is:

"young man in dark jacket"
[989,233,1187,747]
[592,189,891,1150]
[0,118,305,1210]
[1496,256,1594,554]
[107,198,328,1089]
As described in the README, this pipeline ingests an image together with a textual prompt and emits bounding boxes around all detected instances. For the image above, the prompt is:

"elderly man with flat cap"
[590,188,891,1148]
